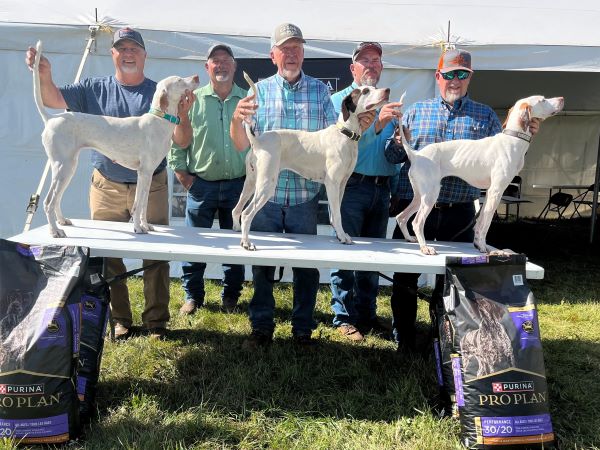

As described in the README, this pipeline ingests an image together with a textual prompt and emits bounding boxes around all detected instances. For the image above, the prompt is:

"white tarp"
[1,0,600,241]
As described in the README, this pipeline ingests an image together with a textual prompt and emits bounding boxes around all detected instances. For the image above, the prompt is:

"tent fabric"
[1,1,600,240]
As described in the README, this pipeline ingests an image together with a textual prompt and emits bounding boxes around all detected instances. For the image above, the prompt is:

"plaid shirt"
[251,72,336,205]
[392,95,502,203]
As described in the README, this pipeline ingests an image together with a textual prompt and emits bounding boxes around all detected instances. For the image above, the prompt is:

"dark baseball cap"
[437,48,472,73]
[352,42,382,61]
[271,23,305,47]
[112,27,145,49]
[207,44,234,59]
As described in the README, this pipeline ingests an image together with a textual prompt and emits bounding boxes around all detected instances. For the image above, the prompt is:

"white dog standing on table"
[32,41,199,238]
[232,72,390,250]
[396,95,564,255]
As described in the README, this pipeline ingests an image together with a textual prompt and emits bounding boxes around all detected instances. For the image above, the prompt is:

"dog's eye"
[361,87,370,95]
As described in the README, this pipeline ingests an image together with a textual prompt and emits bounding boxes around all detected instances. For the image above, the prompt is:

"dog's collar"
[149,108,180,125]
[503,129,531,142]
[336,122,360,141]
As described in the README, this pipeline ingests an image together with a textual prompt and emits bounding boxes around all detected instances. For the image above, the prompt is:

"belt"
[433,201,471,209]
[350,172,389,185]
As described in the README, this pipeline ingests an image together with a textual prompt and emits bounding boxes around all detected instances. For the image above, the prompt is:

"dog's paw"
[338,233,353,245]
[50,228,67,238]
[420,245,437,255]
[133,224,149,234]
[58,218,72,226]
[232,221,241,232]
[406,236,417,243]
[241,240,256,251]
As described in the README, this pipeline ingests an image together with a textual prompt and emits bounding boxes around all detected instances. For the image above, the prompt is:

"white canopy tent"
[1,0,600,241]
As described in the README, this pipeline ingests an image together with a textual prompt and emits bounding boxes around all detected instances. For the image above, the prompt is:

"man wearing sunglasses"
[329,42,403,342]
[384,48,539,354]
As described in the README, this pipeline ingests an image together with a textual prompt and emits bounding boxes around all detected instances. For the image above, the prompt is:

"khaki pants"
[90,169,170,329]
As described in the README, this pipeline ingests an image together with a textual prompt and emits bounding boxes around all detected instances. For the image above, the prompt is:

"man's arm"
[25,46,67,109]
[230,94,257,151]
[172,90,196,147]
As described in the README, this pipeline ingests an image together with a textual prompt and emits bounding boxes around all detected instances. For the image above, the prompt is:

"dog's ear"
[518,102,532,131]
[341,88,361,121]
[502,107,513,129]
[159,88,169,112]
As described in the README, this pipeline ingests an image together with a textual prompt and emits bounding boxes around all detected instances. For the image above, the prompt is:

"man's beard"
[215,73,231,82]
[281,68,301,81]
[360,73,379,87]
[119,64,140,75]
[444,91,462,104]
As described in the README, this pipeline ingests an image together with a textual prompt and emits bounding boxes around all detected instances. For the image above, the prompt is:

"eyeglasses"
[440,70,471,81]
[115,46,143,54]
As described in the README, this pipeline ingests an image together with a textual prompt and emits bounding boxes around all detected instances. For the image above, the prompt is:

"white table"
[8,219,544,279]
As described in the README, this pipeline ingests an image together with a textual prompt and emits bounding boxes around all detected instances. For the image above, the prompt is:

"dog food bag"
[0,239,88,444]
[77,258,110,423]
[438,254,555,449]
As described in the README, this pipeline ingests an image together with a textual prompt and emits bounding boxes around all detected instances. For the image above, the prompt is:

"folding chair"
[500,176,531,220]
[537,191,573,220]
[570,184,600,218]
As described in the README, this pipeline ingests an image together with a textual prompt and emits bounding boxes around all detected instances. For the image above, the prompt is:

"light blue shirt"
[331,82,397,176]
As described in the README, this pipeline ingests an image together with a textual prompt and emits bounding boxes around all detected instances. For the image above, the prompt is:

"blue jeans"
[390,199,475,345]
[182,176,245,305]
[330,176,390,328]
[249,196,319,337]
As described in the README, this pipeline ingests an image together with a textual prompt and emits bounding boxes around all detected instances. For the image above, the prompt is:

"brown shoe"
[221,296,238,313]
[148,327,167,340]
[114,323,131,340]
[179,300,198,315]
[242,330,273,350]
[338,324,364,341]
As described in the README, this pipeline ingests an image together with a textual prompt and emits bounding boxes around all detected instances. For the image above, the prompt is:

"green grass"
[3,221,600,449]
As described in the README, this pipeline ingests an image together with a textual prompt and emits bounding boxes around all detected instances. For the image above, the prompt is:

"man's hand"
[175,170,195,191]
[25,46,51,76]
[233,93,258,124]
[357,110,376,132]
[393,125,411,145]
[177,90,196,117]
[375,101,403,134]
[529,118,541,136]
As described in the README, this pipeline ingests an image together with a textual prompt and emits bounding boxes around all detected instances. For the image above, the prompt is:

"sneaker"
[337,324,364,342]
[114,323,131,340]
[179,300,198,315]
[242,330,273,350]
[148,327,167,340]
[221,296,238,313]
[293,334,317,347]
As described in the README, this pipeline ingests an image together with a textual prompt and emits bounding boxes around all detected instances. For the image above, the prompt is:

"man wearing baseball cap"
[329,41,403,342]
[384,48,541,354]
[230,22,338,348]
[25,27,195,340]
[170,43,248,316]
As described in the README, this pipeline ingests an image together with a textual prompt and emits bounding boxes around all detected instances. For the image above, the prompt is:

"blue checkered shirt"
[389,95,502,203]
[251,72,337,205]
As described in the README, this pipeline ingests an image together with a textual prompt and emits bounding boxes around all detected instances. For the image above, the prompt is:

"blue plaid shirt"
[388,95,502,203]
[251,72,337,205]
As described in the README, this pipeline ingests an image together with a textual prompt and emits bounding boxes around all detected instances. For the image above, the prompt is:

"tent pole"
[590,133,600,243]
[23,25,100,233]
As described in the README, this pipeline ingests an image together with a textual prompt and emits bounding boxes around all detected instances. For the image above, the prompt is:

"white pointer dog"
[396,95,564,255]
[32,41,199,237]
[232,73,390,250]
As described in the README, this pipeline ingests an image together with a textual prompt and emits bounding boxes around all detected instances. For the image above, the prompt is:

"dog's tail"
[33,41,50,124]
[398,125,417,161]
[242,71,258,144]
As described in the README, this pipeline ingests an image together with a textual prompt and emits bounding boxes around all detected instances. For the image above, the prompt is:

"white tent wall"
[2,2,600,244]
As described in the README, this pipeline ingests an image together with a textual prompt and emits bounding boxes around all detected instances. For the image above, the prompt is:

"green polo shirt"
[168,83,248,181]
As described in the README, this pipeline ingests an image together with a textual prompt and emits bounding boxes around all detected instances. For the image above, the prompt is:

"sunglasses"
[440,69,471,80]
